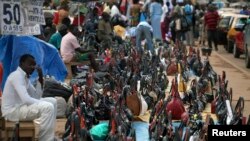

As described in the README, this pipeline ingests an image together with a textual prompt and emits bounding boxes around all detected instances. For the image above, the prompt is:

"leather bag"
[124,86,142,116]
[166,60,178,75]
[166,79,186,120]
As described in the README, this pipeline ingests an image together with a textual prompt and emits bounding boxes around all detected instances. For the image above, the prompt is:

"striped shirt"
[204,11,220,30]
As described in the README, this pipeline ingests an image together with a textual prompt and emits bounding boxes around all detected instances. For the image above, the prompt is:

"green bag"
[90,122,109,140]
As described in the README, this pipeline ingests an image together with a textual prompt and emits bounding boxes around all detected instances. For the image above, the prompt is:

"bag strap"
[199,114,210,140]
[234,96,244,115]
[183,127,190,141]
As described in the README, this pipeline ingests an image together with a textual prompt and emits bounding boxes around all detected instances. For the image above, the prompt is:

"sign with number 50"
[0,0,24,35]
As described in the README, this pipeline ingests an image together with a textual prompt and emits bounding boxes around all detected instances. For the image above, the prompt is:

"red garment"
[161,22,166,41]
[161,16,170,41]
[96,6,103,16]
[104,49,111,64]
[235,32,244,52]
[204,11,220,30]
[120,0,127,14]
[72,15,85,26]
[53,12,59,25]
[53,9,69,26]
[120,6,126,15]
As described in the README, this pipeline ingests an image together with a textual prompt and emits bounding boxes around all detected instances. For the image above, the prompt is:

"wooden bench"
[65,61,90,79]
[3,120,35,141]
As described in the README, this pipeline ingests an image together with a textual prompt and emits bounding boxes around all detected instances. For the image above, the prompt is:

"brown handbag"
[126,90,142,116]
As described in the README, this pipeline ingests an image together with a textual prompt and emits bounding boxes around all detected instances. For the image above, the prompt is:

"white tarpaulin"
[0,0,44,35]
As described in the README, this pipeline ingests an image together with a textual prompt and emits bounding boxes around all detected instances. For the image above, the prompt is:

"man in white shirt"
[136,21,154,54]
[1,54,57,141]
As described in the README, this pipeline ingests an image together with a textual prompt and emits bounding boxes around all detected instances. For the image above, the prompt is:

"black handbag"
[230,97,244,125]
[43,77,72,102]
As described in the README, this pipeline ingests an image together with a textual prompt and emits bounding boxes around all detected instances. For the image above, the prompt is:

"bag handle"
[170,78,180,98]
[110,106,117,135]
[183,127,190,141]
[199,114,211,140]
[234,96,245,115]
[69,112,76,141]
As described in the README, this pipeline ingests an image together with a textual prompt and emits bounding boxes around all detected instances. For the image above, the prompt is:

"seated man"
[60,25,98,71]
[1,54,57,141]
[136,21,154,54]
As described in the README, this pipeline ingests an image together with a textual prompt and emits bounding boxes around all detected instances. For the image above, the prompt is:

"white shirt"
[110,5,121,17]
[1,67,43,116]
[161,4,168,22]
[60,32,80,63]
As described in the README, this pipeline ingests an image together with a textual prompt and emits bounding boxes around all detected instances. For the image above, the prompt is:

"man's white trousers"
[5,97,57,141]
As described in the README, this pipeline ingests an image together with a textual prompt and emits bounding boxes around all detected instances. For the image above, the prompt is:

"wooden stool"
[3,120,35,141]
[65,61,90,79]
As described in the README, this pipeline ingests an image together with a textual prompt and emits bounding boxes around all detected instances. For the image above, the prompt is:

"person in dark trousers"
[204,4,219,51]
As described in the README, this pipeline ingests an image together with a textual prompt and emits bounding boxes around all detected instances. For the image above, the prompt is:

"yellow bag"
[114,25,126,39]
[178,63,186,92]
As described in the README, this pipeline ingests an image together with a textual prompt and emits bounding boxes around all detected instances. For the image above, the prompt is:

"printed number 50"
[3,3,21,25]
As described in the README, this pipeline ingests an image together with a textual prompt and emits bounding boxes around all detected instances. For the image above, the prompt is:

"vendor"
[60,25,99,71]
[1,54,57,141]
[136,21,154,54]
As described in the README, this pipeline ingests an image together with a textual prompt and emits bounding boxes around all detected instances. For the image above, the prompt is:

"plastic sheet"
[0,35,67,89]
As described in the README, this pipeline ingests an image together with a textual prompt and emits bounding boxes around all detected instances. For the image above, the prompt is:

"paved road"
[216,45,250,74]
[201,45,250,119]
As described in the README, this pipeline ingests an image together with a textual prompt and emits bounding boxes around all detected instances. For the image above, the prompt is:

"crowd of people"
[1,0,250,141]
[40,0,228,58]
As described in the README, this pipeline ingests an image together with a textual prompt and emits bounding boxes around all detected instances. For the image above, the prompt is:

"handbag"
[229,96,244,125]
[166,79,186,120]
[166,60,178,75]
[124,85,142,116]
